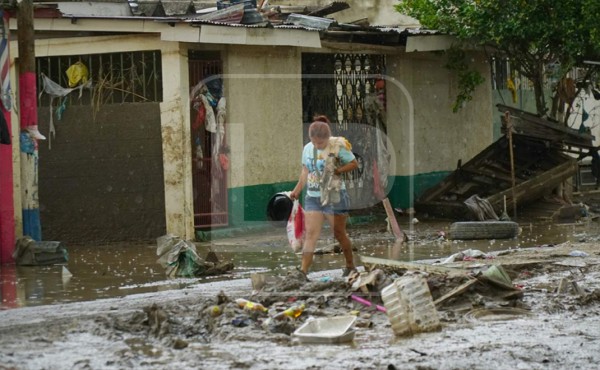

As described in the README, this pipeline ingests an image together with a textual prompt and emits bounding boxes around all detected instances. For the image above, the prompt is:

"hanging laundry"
[205,90,218,107]
[507,78,518,103]
[190,81,208,104]
[202,95,217,133]
[195,136,204,169]
[38,73,91,149]
[192,102,206,131]
[582,107,589,123]
[211,97,227,176]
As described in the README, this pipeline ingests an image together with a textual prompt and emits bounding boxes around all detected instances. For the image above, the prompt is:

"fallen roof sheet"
[307,1,349,17]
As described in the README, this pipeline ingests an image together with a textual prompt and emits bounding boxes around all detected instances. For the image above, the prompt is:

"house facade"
[3,2,493,247]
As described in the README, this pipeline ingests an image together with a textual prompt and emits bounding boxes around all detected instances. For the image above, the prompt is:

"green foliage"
[445,47,485,112]
[396,0,600,117]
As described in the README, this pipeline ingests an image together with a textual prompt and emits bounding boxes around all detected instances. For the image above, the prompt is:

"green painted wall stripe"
[387,172,451,209]
[196,172,451,240]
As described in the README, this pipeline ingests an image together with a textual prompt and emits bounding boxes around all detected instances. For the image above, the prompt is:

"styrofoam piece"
[293,316,357,344]
[381,275,441,337]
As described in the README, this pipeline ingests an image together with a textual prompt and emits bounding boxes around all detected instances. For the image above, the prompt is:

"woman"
[290,115,359,278]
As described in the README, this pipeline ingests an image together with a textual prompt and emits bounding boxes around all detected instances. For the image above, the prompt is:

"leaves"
[396,0,600,117]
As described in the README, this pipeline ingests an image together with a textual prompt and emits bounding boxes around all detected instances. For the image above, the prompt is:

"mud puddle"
[1,218,598,309]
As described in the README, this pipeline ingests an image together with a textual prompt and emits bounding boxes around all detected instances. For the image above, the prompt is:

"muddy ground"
[1,222,599,370]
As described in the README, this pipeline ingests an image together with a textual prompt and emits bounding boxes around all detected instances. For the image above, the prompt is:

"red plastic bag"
[287,200,305,253]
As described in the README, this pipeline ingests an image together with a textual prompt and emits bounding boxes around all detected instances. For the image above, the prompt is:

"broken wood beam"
[434,278,479,306]
[459,167,516,184]
[381,197,407,243]
[359,255,466,276]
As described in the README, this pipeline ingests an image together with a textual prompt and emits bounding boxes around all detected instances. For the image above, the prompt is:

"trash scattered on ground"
[250,272,283,290]
[3,232,600,369]
[156,234,233,277]
[350,294,386,313]
[293,316,357,344]
[12,237,68,265]
[438,248,494,264]
[381,273,441,337]
[569,250,590,257]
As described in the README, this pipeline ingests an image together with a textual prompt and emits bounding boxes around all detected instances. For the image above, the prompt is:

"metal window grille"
[490,56,553,91]
[36,50,163,106]
[302,52,386,210]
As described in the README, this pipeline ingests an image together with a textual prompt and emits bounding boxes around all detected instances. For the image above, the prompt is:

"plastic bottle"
[235,298,268,313]
[274,303,305,320]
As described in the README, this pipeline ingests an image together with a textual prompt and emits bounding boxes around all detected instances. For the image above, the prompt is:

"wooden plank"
[381,197,406,242]
[498,104,594,141]
[498,104,594,149]
[359,255,466,276]
[488,158,577,212]
[460,167,515,184]
[434,278,479,306]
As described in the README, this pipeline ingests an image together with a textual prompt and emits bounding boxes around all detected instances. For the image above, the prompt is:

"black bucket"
[266,192,293,226]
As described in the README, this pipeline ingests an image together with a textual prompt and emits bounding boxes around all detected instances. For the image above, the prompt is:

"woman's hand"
[290,190,300,200]
[335,159,358,175]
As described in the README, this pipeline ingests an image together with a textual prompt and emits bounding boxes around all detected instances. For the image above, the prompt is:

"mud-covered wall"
[219,45,303,225]
[224,45,303,188]
[386,51,493,177]
[37,103,166,243]
[384,51,493,207]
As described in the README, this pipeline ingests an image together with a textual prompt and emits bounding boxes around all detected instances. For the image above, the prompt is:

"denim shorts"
[304,191,350,215]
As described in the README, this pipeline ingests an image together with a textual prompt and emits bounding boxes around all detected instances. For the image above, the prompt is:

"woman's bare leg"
[325,213,355,269]
[301,211,325,274]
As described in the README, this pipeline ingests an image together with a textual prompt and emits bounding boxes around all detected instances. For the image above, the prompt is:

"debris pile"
[156,234,233,278]
[13,236,68,266]
[104,243,600,355]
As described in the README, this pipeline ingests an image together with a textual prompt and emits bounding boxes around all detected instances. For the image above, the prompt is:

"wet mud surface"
[1,216,600,369]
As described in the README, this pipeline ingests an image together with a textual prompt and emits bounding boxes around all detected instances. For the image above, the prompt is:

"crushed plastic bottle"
[235,298,268,313]
[274,303,305,320]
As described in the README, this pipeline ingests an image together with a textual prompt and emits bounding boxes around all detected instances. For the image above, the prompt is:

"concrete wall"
[222,45,303,225]
[387,50,493,175]
[385,51,493,206]
[13,26,496,237]
[224,45,303,188]
[11,33,192,241]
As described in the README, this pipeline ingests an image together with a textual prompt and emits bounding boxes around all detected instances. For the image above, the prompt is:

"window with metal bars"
[490,56,555,91]
[36,50,163,107]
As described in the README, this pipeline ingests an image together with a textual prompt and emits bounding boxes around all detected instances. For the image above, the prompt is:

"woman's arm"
[334,159,358,176]
[290,165,309,200]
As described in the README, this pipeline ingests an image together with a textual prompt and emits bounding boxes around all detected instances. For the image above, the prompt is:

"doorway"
[189,51,228,228]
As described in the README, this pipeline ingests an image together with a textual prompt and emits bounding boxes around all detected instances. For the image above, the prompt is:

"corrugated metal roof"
[161,0,195,16]
[306,1,349,17]
[40,1,444,45]
[136,1,163,17]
